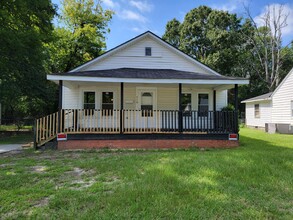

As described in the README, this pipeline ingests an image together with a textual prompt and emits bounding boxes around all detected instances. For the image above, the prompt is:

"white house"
[35,31,249,149]
[242,68,293,134]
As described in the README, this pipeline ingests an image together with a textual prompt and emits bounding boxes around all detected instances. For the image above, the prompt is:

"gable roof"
[69,31,221,76]
[241,67,293,103]
[271,67,293,97]
[241,92,273,103]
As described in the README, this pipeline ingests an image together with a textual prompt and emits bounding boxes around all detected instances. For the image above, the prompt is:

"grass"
[0,124,33,131]
[0,128,292,219]
[0,132,33,144]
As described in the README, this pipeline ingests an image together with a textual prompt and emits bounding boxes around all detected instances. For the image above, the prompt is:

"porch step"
[37,135,57,147]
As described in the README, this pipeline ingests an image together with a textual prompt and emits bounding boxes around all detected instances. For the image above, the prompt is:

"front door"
[135,88,157,130]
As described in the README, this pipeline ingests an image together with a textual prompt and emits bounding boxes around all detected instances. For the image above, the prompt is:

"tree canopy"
[0,0,56,118]
[48,0,113,73]
[0,0,113,120]
[162,5,293,103]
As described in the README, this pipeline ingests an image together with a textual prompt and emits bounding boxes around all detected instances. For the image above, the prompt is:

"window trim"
[83,91,96,115]
[101,91,114,116]
[291,100,293,117]
[145,47,152,56]
[254,104,260,118]
[181,93,192,116]
[83,91,96,109]
[198,93,209,117]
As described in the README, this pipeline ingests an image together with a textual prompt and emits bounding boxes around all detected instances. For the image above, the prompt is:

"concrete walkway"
[0,144,22,154]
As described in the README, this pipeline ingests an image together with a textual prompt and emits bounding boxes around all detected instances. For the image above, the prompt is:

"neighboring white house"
[242,68,293,134]
[36,31,249,148]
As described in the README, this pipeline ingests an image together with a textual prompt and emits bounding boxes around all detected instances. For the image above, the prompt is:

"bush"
[221,104,235,111]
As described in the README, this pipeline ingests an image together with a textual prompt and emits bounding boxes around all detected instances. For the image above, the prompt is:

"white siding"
[216,90,228,110]
[271,70,293,124]
[81,37,211,74]
[62,82,79,109]
[245,101,272,127]
[62,83,227,111]
[63,82,120,109]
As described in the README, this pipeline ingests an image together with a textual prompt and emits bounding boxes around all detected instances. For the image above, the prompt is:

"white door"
[135,88,157,130]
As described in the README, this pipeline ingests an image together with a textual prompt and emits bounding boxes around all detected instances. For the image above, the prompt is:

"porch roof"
[47,68,249,87]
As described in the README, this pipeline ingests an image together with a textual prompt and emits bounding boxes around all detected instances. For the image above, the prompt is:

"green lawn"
[0,132,33,144]
[0,128,292,219]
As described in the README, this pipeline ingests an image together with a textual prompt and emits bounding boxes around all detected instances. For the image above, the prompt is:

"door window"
[141,92,153,117]
[102,92,113,115]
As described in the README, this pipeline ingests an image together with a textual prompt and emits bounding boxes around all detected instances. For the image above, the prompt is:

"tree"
[48,0,113,73]
[162,18,181,48]
[0,0,56,120]
[244,4,289,91]
[163,6,252,77]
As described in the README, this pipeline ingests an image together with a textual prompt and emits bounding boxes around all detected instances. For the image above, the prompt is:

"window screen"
[198,94,209,116]
[255,104,260,118]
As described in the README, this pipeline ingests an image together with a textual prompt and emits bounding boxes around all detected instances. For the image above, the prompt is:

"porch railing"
[35,112,59,146]
[35,109,237,146]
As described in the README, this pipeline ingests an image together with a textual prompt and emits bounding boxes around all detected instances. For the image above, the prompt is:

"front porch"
[37,68,248,149]
[35,108,237,147]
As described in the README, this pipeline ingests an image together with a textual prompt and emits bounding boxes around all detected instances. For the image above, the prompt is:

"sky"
[52,0,293,50]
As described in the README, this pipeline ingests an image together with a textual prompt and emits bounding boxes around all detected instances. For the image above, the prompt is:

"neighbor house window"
[141,92,153,117]
[291,101,293,117]
[181,93,191,116]
[254,104,260,118]
[145,47,152,56]
[102,92,114,115]
[198,94,209,116]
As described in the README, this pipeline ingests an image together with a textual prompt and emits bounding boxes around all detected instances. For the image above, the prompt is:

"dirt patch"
[0,163,15,167]
[65,167,86,177]
[69,179,96,190]
[0,150,23,157]
[31,166,47,173]
[33,197,50,207]
[60,167,97,190]
[103,175,120,185]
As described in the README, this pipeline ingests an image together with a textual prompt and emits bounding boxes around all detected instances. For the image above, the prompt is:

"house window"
[198,94,209,117]
[255,104,260,118]
[291,101,293,117]
[141,92,153,117]
[102,92,114,115]
[84,92,95,110]
[145,47,152,56]
[84,92,95,115]
[181,93,191,116]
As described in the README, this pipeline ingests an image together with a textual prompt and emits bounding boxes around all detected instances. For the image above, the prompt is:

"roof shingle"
[53,68,245,81]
